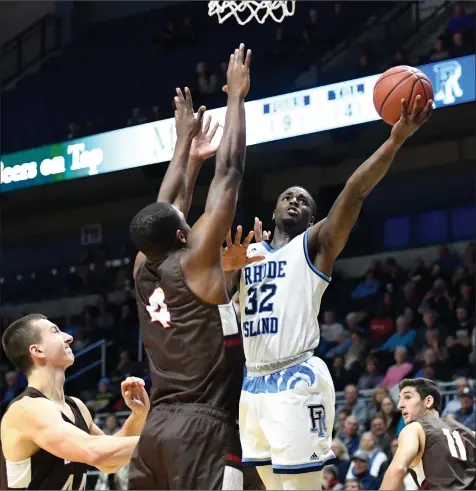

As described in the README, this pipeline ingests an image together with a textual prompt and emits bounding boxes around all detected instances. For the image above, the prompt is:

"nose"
[289,196,299,206]
[63,332,73,345]
[397,399,405,411]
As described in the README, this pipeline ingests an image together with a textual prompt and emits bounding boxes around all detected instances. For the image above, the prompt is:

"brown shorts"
[128,404,242,490]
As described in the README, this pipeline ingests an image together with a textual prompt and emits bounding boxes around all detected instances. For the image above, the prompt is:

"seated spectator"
[382,257,404,293]
[421,279,453,322]
[331,355,354,392]
[408,257,431,296]
[342,415,361,457]
[369,305,394,345]
[344,478,362,490]
[428,36,450,62]
[413,347,449,381]
[351,271,381,300]
[370,416,392,455]
[96,296,115,331]
[459,280,475,315]
[450,387,476,430]
[95,377,114,412]
[272,27,291,59]
[348,450,381,490]
[358,356,384,390]
[379,396,400,438]
[401,280,421,317]
[442,378,471,416]
[338,385,369,427]
[380,347,413,389]
[335,408,352,439]
[446,2,475,35]
[2,371,22,404]
[103,413,120,435]
[331,438,351,483]
[325,330,352,360]
[346,432,388,480]
[151,105,160,121]
[463,242,476,273]
[369,387,391,420]
[345,329,369,371]
[115,349,140,378]
[321,310,346,345]
[445,304,472,372]
[355,52,374,78]
[378,316,416,353]
[415,308,448,350]
[323,465,344,491]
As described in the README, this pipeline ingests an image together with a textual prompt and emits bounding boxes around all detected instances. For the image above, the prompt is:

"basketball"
[373,65,434,126]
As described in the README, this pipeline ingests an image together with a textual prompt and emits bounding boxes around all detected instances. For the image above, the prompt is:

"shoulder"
[2,396,59,433]
[399,421,424,440]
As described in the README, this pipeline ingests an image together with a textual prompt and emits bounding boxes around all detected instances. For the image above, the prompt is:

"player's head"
[398,378,442,424]
[129,202,190,260]
[273,186,316,234]
[2,314,74,376]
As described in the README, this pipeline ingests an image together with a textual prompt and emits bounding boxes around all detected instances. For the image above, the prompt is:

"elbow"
[86,449,104,468]
[388,462,408,478]
[345,177,367,201]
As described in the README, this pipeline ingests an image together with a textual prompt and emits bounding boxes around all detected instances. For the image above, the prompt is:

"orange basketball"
[373,65,434,126]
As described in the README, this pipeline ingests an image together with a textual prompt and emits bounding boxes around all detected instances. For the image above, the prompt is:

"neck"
[28,366,66,404]
[270,226,295,249]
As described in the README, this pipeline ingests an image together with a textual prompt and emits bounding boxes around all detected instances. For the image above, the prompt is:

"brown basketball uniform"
[129,250,244,490]
[0,387,90,490]
[409,414,476,490]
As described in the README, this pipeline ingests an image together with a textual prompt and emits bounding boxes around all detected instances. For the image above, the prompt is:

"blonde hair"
[332,438,350,460]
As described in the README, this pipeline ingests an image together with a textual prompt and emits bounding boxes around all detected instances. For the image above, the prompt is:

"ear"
[176,229,186,244]
[29,344,46,361]
[309,215,315,227]
[425,395,434,410]
[272,210,276,221]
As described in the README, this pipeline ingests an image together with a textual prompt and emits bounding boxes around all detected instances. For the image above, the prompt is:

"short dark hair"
[129,202,183,258]
[399,378,442,412]
[279,185,317,216]
[2,314,45,374]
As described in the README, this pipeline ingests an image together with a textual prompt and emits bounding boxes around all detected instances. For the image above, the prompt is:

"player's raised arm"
[307,96,433,276]
[133,91,219,278]
[181,44,252,302]
[380,423,423,490]
[2,397,139,473]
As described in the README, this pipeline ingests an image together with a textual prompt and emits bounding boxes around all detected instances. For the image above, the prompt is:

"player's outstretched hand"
[254,217,272,242]
[174,87,206,140]
[190,115,221,162]
[121,376,150,417]
[391,95,433,145]
[226,43,252,99]
[221,226,265,271]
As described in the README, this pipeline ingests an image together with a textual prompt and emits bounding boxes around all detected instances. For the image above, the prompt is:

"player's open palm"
[190,115,220,161]
[174,87,206,140]
[221,226,265,271]
[225,43,252,98]
[391,95,433,145]
[121,376,150,417]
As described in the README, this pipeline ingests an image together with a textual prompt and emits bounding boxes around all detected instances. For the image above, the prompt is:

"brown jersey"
[135,250,244,422]
[0,387,89,490]
[409,414,476,490]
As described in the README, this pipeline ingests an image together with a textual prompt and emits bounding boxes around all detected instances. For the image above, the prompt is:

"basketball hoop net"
[208,1,296,25]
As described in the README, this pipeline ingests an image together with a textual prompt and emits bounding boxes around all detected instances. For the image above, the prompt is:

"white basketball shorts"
[239,356,336,474]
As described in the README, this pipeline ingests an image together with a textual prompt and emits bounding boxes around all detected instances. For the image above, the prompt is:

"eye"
[282,195,290,201]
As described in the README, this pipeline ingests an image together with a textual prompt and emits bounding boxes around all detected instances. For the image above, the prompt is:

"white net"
[208,1,296,25]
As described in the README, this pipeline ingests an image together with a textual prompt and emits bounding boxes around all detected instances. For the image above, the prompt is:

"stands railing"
[0,14,61,88]
[65,339,107,384]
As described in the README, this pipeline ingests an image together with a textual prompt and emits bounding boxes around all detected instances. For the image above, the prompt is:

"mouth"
[287,207,299,215]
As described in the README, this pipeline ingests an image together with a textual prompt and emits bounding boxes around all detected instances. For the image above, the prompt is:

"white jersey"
[239,228,331,372]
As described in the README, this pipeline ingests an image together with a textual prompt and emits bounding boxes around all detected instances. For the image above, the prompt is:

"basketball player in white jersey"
[225,96,433,490]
